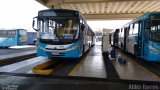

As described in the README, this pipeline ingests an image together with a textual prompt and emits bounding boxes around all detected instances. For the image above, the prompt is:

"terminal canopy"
[36,0,160,20]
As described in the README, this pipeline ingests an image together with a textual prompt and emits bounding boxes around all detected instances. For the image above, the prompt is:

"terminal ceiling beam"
[83,13,142,20]
[36,0,160,20]
[45,0,160,5]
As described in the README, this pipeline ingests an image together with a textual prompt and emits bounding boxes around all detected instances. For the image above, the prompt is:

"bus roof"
[120,12,160,28]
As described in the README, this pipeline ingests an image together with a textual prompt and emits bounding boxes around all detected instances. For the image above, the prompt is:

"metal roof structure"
[36,0,160,20]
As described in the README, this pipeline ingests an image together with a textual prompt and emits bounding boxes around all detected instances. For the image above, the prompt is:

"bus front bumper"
[37,46,82,59]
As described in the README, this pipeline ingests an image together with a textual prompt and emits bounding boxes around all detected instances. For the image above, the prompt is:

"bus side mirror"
[32,17,39,31]
[81,24,85,31]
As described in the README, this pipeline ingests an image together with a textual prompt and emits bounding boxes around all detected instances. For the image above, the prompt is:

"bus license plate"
[52,52,59,55]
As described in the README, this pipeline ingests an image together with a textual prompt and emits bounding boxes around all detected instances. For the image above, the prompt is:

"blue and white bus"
[0,29,27,48]
[27,32,37,45]
[119,12,160,62]
[32,9,95,58]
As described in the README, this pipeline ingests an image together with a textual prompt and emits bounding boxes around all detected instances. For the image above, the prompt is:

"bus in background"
[118,28,123,49]
[88,26,95,47]
[0,29,27,48]
[113,29,119,47]
[110,29,119,47]
[27,32,37,45]
[120,12,160,62]
[32,9,95,58]
[110,31,114,46]
[96,36,102,42]
[118,27,129,51]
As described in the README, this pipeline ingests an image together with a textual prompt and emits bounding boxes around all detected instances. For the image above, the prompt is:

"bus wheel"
[134,45,137,56]
[4,47,9,49]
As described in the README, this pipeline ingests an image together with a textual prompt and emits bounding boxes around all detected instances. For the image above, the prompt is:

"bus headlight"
[66,45,78,51]
[37,46,45,50]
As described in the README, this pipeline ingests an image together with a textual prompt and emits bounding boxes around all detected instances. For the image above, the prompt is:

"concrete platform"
[0,46,36,55]
[0,44,159,90]
[0,56,48,73]
[112,49,160,81]
[0,44,159,84]
[69,45,107,78]
[0,50,36,61]
[70,45,160,81]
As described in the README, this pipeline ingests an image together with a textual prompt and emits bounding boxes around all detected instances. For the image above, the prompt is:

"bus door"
[17,29,27,45]
[125,26,130,52]
[124,27,129,51]
[137,21,143,56]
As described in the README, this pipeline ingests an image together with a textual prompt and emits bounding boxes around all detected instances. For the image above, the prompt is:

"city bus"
[32,9,95,58]
[27,32,37,45]
[118,27,128,51]
[119,12,160,62]
[0,29,27,48]
[110,29,119,47]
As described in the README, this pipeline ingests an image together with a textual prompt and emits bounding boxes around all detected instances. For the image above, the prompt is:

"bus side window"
[8,30,16,38]
[133,22,139,35]
[129,25,133,35]
[0,30,8,37]
[121,28,124,37]
[85,25,88,35]
[79,23,83,35]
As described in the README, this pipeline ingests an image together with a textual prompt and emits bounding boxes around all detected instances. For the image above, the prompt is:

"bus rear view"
[0,29,27,48]
[27,32,37,45]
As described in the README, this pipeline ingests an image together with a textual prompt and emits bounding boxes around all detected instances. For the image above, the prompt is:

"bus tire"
[4,47,9,49]
[134,45,137,56]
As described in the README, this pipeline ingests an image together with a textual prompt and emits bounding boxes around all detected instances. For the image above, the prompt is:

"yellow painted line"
[32,69,53,75]
[139,65,160,80]
[68,59,85,76]
[33,60,55,69]
[134,61,160,80]
[32,60,56,75]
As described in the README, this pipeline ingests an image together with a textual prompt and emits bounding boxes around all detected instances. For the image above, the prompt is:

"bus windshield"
[38,18,79,42]
[149,14,160,43]
[19,30,27,36]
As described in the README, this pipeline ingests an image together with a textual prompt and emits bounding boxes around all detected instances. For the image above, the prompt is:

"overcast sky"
[0,0,47,32]
[0,0,131,32]
[87,20,131,32]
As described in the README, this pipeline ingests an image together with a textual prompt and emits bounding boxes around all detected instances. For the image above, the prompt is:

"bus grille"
[45,48,66,50]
